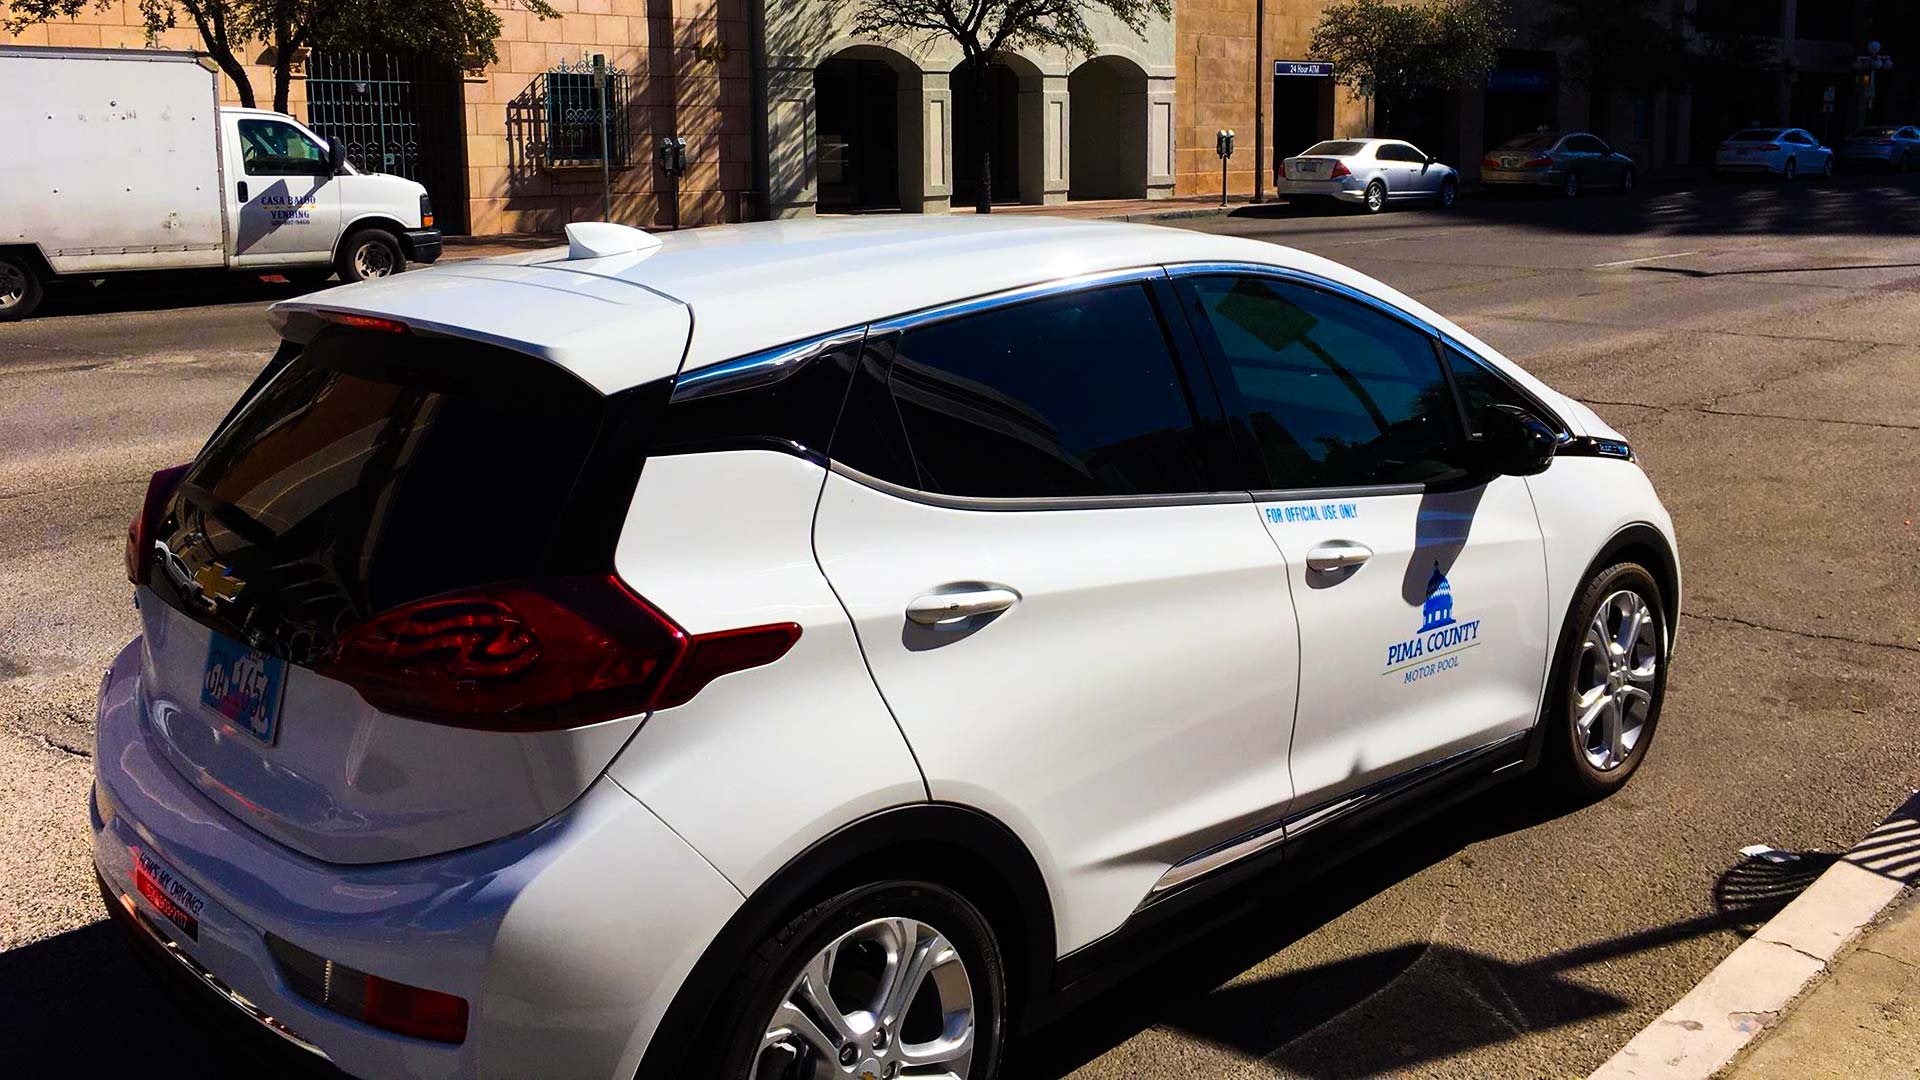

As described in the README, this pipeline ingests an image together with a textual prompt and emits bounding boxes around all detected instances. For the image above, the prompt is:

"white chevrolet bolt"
[95,216,1678,1079]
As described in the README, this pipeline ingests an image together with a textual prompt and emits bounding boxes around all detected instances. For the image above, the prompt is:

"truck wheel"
[0,256,44,322]
[336,229,404,283]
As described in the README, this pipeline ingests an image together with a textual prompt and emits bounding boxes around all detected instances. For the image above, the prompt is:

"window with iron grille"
[513,60,631,167]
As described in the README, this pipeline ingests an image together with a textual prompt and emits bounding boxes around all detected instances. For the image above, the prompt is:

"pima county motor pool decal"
[1384,563,1483,684]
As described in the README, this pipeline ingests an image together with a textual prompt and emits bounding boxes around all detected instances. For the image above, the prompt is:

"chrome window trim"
[1132,730,1529,912]
[1251,483,1426,502]
[827,459,1253,513]
[867,265,1172,336]
[671,327,866,402]
[1163,260,1443,339]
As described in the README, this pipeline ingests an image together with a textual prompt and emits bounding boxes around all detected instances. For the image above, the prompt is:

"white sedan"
[1714,127,1835,179]
[1277,137,1461,212]
[95,216,1676,1080]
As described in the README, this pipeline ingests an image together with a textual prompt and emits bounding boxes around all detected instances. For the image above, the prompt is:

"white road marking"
[1591,250,1700,269]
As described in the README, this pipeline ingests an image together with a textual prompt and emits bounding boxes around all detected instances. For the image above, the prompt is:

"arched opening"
[951,55,1040,207]
[814,46,917,212]
[1069,56,1148,200]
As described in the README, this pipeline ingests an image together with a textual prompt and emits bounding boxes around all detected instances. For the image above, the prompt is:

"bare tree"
[838,0,1171,213]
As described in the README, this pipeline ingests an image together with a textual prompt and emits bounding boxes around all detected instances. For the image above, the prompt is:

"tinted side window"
[1568,135,1604,153]
[887,283,1208,499]
[1179,275,1464,488]
[1443,343,1560,438]
[1376,144,1414,162]
[238,118,329,176]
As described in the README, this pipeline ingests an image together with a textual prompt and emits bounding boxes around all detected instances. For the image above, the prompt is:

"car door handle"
[237,181,249,202]
[906,586,1020,626]
[1306,541,1372,572]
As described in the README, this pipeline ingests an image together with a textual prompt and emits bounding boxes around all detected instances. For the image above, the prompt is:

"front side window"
[1785,130,1814,145]
[237,118,329,176]
[1377,143,1421,162]
[1443,343,1563,439]
[1178,275,1464,489]
[886,283,1209,499]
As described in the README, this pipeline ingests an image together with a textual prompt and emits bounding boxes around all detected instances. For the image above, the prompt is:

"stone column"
[766,62,816,217]
[1021,72,1070,205]
[905,69,951,214]
[1146,75,1175,199]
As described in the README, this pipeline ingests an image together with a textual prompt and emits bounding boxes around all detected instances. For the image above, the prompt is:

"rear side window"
[886,283,1209,499]
[151,326,618,663]
[1178,275,1464,489]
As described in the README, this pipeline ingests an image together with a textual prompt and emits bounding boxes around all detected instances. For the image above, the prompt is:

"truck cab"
[221,108,441,279]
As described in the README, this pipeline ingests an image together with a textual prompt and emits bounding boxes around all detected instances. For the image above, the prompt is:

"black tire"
[1821,155,1834,179]
[334,227,404,283]
[1562,170,1580,198]
[1901,151,1912,174]
[1620,167,1636,194]
[1437,178,1458,208]
[1536,561,1670,801]
[1782,156,1798,181]
[710,880,1008,1080]
[0,254,45,322]
[1362,180,1387,214]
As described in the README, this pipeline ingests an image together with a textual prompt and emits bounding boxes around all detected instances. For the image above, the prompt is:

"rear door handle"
[1306,541,1373,572]
[906,586,1020,626]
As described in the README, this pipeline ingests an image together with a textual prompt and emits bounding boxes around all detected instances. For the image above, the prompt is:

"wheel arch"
[633,802,1057,1079]
[332,215,410,262]
[1525,521,1680,767]
[0,244,55,280]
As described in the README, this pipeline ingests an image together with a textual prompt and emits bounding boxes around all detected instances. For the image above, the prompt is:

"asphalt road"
[1,173,1916,1077]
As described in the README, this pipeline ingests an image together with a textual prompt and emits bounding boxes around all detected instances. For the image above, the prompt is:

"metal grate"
[515,58,631,167]
[306,52,469,232]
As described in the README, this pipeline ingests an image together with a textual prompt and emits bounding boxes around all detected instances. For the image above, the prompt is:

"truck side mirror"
[325,136,346,176]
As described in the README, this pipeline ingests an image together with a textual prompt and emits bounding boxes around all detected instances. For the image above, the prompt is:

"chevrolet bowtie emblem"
[192,562,246,607]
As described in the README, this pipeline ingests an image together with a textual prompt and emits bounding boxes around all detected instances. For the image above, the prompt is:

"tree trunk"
[973,56,993,214]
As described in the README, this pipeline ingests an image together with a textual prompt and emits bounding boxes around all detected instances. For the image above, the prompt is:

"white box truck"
[0,45,441,321]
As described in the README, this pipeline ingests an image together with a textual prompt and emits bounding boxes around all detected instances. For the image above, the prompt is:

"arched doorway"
[814,47,915,212]
[951,56,1039,207]
[1068,56,1148,200]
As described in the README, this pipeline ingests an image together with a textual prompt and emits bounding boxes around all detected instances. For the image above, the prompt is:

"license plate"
[1502,156,1523,168]
[201,634,285,745]
[132,846,205,941]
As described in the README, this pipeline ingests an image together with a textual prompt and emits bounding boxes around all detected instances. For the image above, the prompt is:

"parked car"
[1277,138,1461,212]
[0,46,440,322]
[96,216,1679,1080]
[1837,124,1920,171]
[1714,127,1834,179]
[1481,131,1636,196]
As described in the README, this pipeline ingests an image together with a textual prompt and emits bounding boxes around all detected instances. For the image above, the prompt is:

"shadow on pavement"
[1225,170,1920,240]
[1012,787,1840,1079]
[24,271,340,321]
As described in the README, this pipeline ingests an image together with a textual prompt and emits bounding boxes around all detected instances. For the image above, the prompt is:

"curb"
[1592,791,1920,1079]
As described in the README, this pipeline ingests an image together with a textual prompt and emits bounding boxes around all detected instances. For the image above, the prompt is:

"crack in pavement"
[1681,610,1920,655]
[1481,311,1914,350]
[1571,397,1920,432]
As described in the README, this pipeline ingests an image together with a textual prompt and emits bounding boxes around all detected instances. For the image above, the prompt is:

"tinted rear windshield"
[147,326,620,664]
[1302,141,1368,157]
[1730,129,1781,142]
[1850,127,1898,138]
[1495,134,1558,151]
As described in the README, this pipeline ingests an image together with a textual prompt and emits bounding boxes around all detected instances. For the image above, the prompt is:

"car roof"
[268,216,1553,411]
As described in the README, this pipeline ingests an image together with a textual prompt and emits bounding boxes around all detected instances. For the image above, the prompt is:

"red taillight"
[126,464,190,584]
[1756,143,1779,151]
[364,974,470,1043]
[1278,160,1289,179]
[1328,161,1351,179]
[1481,156,1501,169]
[318,575,799,726]
[1523,155,1553,168]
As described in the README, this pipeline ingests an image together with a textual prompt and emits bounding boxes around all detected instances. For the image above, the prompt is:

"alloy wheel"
[1622,169,1635,193]
[353,241,396,279]
[1438,181,1457,208]
[1563,172,1579,197]
[1822,156,1834,178]
[754,917,976,1080]
[1365,182,1385,212]
[1783,157,1798,180]
[1573,590,1660,772]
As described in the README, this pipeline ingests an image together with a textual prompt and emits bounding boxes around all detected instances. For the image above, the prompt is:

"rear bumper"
[1274,178,1367,202]
[1838,147,1899,161]
[1481,168,1561,186]
[1714,158,1781,173]
[91,639,741,1080]
[401,228,443,264]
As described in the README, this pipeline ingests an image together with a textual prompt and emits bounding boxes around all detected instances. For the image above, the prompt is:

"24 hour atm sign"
[1276,61,1334,77]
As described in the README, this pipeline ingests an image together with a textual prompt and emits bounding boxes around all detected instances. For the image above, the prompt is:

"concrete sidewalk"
[1724,889,1920,1078]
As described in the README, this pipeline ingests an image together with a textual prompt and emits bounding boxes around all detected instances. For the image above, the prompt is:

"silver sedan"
[1276,138,1461,213]
[1837,125,1920,171]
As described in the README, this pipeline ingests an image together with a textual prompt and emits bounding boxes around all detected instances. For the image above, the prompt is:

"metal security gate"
[307,52,469,234]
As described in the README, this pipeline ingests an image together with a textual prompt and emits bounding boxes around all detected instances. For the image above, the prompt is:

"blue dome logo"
[1420,562,1456,631]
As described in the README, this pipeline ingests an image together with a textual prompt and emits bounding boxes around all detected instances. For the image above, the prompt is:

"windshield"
[1495,134,1559,151]
[1730,129,1782,142]
[1301,141,1368,157]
